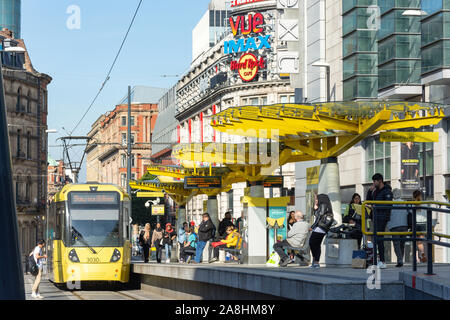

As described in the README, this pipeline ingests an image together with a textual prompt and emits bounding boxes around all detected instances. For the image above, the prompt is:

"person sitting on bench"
[209,226,239,263]
[180,227,197,263]
[274,211,309,267]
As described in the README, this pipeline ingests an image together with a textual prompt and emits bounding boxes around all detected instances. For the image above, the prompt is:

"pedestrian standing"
[31,240,47,299]
[163,223,177,263]
[139,223,152,263]
[366,173,393,269]
[413,190,428,263]
[194,213,216,263]
[178,222,188,262]
[152,222,164,263]
[309,194,334,268]
[388,189,408,267]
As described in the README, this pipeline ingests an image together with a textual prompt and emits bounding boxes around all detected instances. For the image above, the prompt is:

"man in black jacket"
[367,173,393,269]
[194,213,216,263]
[218,212,234,238]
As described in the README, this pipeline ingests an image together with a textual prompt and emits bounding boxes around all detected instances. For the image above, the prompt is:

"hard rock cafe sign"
[230,53,266,82]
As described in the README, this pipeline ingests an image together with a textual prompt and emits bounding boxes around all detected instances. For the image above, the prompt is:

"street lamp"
[312,61,331,102]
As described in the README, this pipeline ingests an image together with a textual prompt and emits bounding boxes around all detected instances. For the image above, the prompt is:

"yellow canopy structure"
[132,101,446,206]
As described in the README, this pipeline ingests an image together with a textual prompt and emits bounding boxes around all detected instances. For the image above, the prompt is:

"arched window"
[26,131,31,160]
[26,91,31,113]
[26,176,32,203]
[16,87,22,112]
[16,129,22,157]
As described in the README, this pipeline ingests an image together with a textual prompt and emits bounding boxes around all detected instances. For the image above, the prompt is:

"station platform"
[131,262,450,300]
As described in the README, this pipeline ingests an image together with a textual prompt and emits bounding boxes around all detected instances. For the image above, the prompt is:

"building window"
[26,132,31,160]
[121,174,127,188]
[121,116,127,126]
[279,95,295,104]
[365,136,391,182]
[121,133,127,146]
[131,154,136,168]
[121,154,126,168]
[17,129,21,157]
[26,91,31,113]
[16,87,21,112]
[130,116,135,126]
[131,173,136,181]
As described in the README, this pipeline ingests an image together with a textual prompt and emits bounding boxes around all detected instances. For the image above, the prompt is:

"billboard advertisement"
[401,142,420,190]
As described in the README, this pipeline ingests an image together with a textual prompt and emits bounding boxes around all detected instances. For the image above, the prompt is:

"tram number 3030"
[86,257,100,263]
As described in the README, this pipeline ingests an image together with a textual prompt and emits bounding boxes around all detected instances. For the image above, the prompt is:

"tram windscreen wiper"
[71,227,97,254]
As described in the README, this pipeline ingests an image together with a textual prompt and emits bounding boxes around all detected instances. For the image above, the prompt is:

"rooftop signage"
[231,0,269,7]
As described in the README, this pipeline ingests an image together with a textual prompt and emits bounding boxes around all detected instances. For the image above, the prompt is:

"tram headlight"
[110,249,121,262]
[68,249,80,263]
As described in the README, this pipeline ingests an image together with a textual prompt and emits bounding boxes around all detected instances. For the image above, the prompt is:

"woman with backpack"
[309,194,334,269]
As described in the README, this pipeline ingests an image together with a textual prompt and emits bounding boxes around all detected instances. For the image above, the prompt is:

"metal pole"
[127,86,132,196]
[412,208,417,272]
[373,207,378,266]
[426,209,434,275]
[0,60,25,299]
[326,66,331,102]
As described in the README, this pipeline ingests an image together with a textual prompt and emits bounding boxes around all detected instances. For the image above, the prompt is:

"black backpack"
[28,254,39,276]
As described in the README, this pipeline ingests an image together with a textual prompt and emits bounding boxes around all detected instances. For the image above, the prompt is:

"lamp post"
[0,46,26,299]
[312,61,331,102]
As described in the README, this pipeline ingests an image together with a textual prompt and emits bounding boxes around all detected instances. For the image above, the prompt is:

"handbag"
[266,251,280,267]
[211,241,226,248]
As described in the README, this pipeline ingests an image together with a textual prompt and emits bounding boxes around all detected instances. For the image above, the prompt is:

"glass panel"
[422,0,444,16]
[366,138,374,160]
[385,158,391,180]
[367,161,374,182]
[375,159,384,175]
[375,139,384,158]
[357,76,378,97]
[385,142,391,157]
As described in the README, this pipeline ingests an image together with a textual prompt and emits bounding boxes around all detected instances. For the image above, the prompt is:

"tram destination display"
[263,176,284,188]
[184,176,222,189]
[70,192,119,205]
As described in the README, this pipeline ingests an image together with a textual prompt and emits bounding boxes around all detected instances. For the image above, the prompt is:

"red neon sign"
[229,13,264,36]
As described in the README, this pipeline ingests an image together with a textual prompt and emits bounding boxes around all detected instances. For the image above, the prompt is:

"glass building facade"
[343,0,379,100]
[421,0,450,76]
[0,0,21,38]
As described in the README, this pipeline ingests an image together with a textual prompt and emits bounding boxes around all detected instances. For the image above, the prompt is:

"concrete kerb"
[132,263,406,300]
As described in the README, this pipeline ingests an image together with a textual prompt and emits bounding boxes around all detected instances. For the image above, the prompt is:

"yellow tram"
[47,183,132,286]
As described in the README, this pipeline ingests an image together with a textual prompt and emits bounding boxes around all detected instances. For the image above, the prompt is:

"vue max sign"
[224,13,272,54]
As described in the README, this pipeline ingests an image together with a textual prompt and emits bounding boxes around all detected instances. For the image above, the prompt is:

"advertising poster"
[306,166,320,224]
[268,206,287,252]
[401,142,420,190]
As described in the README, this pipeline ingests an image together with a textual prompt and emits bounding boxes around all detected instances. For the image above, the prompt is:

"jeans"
[164,244,172,260]
[195,241,207,263]
[142,244,150,263]
[390,226,408,264]
[273,240,290,261]
[375,216,389,262]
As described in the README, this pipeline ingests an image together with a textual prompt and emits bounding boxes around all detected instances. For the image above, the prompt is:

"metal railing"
[361,201,450,275]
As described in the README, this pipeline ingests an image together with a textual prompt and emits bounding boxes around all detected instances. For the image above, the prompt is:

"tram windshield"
[68,192,121,247]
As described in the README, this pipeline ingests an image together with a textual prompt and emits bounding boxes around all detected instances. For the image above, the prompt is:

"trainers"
[309,263,320,269]
[166,259,170,263]
[36,294,44,299]
[377,261,387,269]
[279,259,290,267]
[395,262,403,268]
[208,257,218,263]
[31,291,37,298]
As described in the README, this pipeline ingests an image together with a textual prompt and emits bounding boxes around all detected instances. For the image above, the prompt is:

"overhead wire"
[70,0,144,136]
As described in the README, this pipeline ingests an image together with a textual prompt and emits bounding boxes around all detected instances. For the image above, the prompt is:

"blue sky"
[21,0,211,180]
